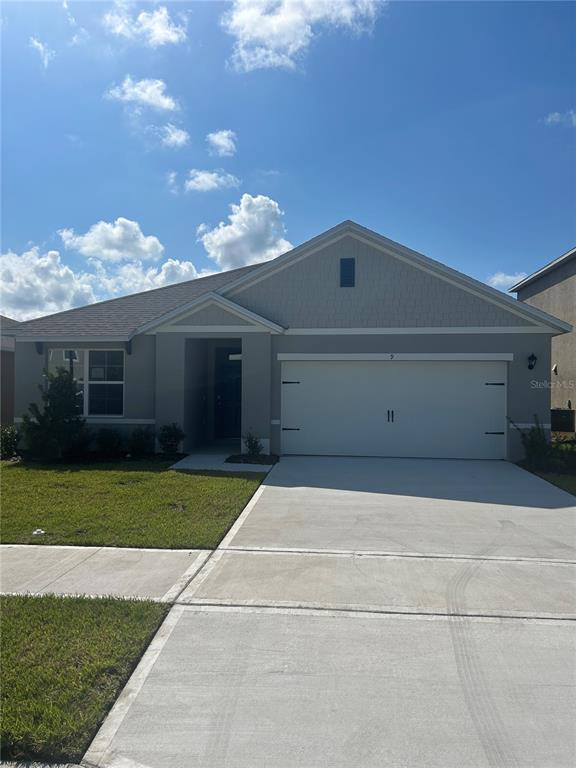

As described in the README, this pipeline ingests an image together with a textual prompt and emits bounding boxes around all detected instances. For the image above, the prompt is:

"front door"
[214,347,241,439]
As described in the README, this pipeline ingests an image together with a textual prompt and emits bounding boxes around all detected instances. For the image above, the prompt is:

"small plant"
[0,425,19,459]
[128,427,155,457]
[243,431,263,456]
[21,369,91,460]
[158,423,185,455]
[96,428,125,458]
[511,415,559,472]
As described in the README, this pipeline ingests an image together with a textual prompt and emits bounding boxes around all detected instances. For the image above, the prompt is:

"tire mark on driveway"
[446,520,520,768]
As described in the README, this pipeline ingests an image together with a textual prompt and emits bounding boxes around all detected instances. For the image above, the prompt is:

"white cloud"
[198,193,292,269]
[185,169,241,192]
[166,170,179,194]
[206,129,237,157]
[544,109,576,128]
[0,247,96,321]
[486,271,527,291]
[94,258,202,296]
[59,217,164,262]
[106,76,178,111]
[103,3,186,47]
[29,37,55,69]
[222,0,380,72]
[63,0,89,45]
[0,246,208,321]
[161,123,190,148]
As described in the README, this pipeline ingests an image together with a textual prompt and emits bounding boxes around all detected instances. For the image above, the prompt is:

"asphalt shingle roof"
[11,264,261,339]
[0,315,21,330]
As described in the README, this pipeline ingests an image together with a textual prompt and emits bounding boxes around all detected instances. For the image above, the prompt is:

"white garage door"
[281,360,507,459]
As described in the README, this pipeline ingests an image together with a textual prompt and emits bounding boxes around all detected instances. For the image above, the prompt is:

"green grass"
[0,594,167,763]
[0,460,262,548]
[536,472,576,496]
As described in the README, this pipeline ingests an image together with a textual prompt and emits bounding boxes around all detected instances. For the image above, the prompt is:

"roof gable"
[222,221,571,333]
[144,293,284,334]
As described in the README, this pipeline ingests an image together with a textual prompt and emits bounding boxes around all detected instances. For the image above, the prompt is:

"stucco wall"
[227,236,533,329]
[14,329,553,462]
[1,350,15,425]
[14,336,156,424]
[517,261,575,410]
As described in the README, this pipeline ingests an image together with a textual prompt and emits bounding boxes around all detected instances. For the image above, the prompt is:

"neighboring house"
[510,247,575,430]
[11,221,571,460]
[1,315,20,425]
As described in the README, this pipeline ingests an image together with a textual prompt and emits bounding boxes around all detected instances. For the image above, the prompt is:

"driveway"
[85,458,576,768]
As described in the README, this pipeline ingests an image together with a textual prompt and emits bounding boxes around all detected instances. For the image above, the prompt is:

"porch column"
[241,333,272,454]
[155,333,186,434]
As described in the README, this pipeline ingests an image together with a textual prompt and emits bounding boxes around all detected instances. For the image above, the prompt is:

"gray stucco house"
[510,246,575,429]
[10,221,571,460]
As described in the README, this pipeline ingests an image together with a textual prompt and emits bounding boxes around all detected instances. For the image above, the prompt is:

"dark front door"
[214,347,241,439]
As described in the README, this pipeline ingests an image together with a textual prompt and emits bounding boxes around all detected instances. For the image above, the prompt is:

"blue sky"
[2,0,575,319]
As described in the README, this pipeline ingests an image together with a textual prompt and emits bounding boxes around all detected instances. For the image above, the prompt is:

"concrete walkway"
[171,452,273,473]
[0,545,208,601]
[79,458,576,767]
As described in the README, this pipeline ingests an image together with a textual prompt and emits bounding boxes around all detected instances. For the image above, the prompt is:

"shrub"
[511,415,561,472]
[0,425,19,459]
[128,427,155,457]
[20,368,91,461]
[243,431,263,456]
[96,428,125,458]
[158,423,185,455]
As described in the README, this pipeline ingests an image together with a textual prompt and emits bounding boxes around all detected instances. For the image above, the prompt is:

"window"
[47,349,124,417]
[340,257,355,287]
[88,351,124,416]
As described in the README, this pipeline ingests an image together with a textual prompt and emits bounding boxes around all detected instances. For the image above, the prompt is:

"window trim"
[83,349,125,418]
[340,257,355,288]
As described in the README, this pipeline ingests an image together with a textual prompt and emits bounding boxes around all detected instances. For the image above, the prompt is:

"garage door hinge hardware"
[485,431,504,435]
[282,427,300,431]
[282,380,300,384]
[485,382,505,386]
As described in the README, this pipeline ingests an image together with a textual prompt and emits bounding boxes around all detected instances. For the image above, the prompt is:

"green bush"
[0,425,19,459]
[512,416,571,472]
[128,427,155,457]
[96,428,125,458]
[20,369,91,461]
[157,423,185,454]
[243,431,263,456]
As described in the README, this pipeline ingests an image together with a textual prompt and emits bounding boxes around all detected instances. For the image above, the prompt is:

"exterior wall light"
[528,353,537,370]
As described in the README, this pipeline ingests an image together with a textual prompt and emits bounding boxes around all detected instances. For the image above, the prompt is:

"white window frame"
[82,349,125,418]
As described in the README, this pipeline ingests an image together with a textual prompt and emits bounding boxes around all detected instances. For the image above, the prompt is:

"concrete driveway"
[85,458,576,768]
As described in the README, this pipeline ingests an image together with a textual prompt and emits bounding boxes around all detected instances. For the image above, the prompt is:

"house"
[1,315,20,425]
[11,221,571,460]
[510,246,575,432]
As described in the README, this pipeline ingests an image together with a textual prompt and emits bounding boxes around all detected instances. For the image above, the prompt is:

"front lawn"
[0,594,166,763]
[0,460,262,548]
[536,472,576,496]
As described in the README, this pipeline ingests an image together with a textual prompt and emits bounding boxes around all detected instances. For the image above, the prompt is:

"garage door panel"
[281,361,506,459]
